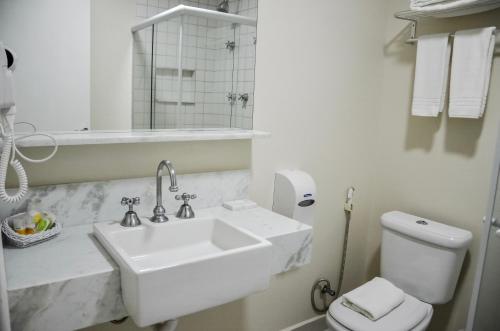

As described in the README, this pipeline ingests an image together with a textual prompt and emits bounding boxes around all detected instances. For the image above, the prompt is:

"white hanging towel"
[449,27,496,118]
[412,33,451,117]
[341,277,405,321]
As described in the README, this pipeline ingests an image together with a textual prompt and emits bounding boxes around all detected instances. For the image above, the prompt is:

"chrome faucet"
[150,160,179,223]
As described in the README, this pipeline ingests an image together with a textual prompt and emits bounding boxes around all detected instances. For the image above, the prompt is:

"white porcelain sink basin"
[93,217,272,327]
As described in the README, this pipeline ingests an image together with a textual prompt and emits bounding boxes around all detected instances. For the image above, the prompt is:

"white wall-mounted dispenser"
[272,170,316,226]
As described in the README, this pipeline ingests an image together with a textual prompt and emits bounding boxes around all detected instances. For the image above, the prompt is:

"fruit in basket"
[35,217,52,232]
[30,211,54,233]
[32,212,43,223]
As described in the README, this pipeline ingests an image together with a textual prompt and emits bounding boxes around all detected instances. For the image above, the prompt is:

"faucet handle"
[120,197,141,227]
[175,193,196,219]
[175,193,197,203]
[121,197,140,210]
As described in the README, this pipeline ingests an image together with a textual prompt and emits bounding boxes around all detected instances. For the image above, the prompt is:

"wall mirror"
[0,0,257,132]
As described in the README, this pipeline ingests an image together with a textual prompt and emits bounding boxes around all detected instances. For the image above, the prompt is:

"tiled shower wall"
[132,0,256,130]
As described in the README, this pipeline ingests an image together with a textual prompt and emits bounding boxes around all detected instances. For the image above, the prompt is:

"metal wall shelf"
[395,1,500,19]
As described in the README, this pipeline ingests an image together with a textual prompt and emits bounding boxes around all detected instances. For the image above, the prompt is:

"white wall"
[0,0,90,131]
[91,0,135,130]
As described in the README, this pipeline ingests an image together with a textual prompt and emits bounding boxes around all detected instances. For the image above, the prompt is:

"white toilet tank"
[380,211,472,304]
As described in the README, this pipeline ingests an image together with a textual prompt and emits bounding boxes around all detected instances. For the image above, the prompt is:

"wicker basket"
[1,212,62,248]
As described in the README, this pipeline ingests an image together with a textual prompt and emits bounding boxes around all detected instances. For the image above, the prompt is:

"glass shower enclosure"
[466,130,500,330]
[131,5,257,130]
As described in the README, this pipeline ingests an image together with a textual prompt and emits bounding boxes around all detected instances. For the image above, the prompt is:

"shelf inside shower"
[155,66,196,105]
[155,98,196,105]
[156,66,195,78]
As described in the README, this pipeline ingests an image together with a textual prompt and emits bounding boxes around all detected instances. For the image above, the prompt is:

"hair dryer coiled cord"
[0,134,28,203]
[0,120,58,203]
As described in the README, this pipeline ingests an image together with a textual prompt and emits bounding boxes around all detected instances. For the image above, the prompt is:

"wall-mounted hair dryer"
[0,42,58,203]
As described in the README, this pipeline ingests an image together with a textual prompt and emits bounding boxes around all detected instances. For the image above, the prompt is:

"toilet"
[327,211,472,331]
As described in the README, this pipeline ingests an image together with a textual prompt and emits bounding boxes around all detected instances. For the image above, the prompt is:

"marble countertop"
[12,129,271,147]
[4,204,312,331]
[5,206,311,291]
[4,224,113,292]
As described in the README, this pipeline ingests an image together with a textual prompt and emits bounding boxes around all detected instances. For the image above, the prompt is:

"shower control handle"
[238,93,249,108]
[226,93,236,105]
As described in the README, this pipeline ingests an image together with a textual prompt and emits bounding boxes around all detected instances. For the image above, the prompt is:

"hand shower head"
[216,0,229,13]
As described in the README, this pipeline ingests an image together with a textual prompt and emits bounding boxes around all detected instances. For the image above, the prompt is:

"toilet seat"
[326,293,433,331]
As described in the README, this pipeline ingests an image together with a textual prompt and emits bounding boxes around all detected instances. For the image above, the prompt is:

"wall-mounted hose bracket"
[311,278,335,313]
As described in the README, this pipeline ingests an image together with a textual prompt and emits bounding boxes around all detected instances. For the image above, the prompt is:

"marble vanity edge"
[8,269,126,331]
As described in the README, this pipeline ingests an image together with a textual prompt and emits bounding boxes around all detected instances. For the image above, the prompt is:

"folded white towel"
[410,0,500,11]
[412,33,451,117]
[332,294,430,331]
[449,27,496,118]
[341,277,405,321]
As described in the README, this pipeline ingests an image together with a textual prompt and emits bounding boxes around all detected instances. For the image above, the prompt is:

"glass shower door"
[467,139,500,330]
[131,2,258,130]
[149,16,239,129]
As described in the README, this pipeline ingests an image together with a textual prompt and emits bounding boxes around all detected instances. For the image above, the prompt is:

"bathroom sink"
[93,217,272,327]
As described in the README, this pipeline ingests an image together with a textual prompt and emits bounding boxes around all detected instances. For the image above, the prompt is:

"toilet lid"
[329,293,431,331]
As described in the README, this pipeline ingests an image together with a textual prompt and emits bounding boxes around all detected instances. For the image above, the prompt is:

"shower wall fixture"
[132,2,258,130]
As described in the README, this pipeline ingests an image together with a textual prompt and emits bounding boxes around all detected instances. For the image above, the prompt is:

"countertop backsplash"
[0,169,251,228]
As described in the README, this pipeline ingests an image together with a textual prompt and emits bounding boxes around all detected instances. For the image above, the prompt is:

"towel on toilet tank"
[341,277,405,321]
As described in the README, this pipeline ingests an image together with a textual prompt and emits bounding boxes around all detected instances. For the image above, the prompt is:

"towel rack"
[394,6,500,44]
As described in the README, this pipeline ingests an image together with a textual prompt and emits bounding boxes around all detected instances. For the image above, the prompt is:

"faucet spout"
[151,160,178,223]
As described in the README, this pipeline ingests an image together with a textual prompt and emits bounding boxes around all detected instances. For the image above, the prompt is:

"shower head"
[216,0,229,13]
